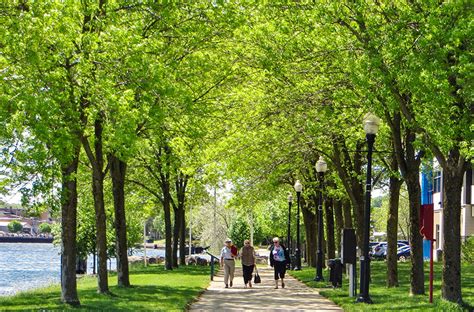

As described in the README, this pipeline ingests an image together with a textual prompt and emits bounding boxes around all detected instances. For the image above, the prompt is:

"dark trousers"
[242,264,254,284]
[274,261,286,280]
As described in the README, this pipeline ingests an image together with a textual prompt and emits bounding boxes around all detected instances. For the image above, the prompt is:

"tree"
[38,223,52,234]
[8,220,22,233]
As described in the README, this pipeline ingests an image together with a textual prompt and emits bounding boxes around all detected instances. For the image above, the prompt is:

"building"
[421,164,474,260]
[0,206,52,234]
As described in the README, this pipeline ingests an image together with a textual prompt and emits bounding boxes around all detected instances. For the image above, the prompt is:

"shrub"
[38,223,52,234]
[8,220,23,233]
[461,235,474,264]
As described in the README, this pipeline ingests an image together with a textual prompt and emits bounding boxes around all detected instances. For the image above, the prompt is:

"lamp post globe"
[314,156,327,281]
[287,194,293,269]
[357,113,380,304]
[293,180,303,270]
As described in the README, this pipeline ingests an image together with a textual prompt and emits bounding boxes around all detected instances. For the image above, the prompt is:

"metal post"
[295,191,301,270]
[315,171,325,281]
[357,133,375,304]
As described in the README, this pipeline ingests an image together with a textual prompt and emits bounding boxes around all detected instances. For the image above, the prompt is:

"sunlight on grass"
[0,264,211,311]
[290,261,473,311]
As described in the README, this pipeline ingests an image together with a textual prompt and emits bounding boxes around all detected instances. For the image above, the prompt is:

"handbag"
[253,267,261,284]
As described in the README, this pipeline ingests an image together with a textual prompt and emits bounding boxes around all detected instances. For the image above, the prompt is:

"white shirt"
[220,246,233,260]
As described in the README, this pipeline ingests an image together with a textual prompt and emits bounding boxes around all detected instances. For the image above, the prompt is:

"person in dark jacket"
[240,239,256,288]
[269,237,290,289]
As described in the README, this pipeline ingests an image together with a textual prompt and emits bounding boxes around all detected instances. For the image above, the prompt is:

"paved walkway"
[188,266,342,312]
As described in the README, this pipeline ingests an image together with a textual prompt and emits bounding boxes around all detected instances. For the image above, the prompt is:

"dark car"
[397,245,411,261]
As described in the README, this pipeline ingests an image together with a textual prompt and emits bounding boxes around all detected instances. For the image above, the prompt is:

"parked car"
[372,241,409,260]
[397,245,411,261]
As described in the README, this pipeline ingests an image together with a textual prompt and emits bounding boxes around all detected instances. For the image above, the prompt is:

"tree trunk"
[325,197,336,260]
[179,208,186,265]
[389,113,424,295]
[176,174,188,266]
[343,199,353,229]
[440,157,466,303]
[302,197,316,267]
[172,208,180,268]
[87,117,109,294]
[109,154,130,287]
[60,153,80,306]
[162,182,173,270]
[333,199,344,253]
[405,171,425,295]
[386,162,402,287]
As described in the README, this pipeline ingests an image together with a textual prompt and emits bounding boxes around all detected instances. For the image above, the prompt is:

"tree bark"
[175,173,188,266]
[81,115,109,293]
[172,207,180,268]
[301,197,316,267]
[109,154,130,287]
[386,112,424,295]
[333,199,344,253]
[60,151,80,306]
[179,207,186,265]
[162,180,173,270]
[439,154,466,303]
[386,152,402,287]
[343,199,353,229]
[325,197,336,260]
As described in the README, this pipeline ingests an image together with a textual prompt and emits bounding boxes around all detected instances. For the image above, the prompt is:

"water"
[0,243,60,296]
[0,243,165,296]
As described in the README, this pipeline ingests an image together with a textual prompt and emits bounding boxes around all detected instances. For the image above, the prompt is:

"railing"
[205,251,219,281]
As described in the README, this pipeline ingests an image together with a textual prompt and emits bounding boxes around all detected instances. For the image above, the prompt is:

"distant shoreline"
[0,236,53,243]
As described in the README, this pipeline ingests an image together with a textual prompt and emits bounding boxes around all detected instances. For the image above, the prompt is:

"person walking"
[269,237,290,289]
[240,239,256,288]
[220,238,237,288]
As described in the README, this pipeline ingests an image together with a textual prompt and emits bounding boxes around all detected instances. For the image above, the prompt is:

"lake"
[0,243,165,296]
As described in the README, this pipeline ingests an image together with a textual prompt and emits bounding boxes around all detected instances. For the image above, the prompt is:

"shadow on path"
[188,266,342,311]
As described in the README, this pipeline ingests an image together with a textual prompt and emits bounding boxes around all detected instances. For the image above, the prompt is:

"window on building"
[433,171,441,193]
[436,224,440,249]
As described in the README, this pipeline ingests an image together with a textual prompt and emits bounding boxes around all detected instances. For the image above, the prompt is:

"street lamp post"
[294,180,303,270]
[357,113,380,304]
[287,194,293,268]
[314,156,327,281]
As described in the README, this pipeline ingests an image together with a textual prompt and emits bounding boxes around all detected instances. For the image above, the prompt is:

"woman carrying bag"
[240,239,256,288]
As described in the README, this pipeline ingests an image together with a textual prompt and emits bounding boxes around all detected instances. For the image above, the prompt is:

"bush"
[8,220,23,233]
[38,223,52,234]
[461,235,474,264]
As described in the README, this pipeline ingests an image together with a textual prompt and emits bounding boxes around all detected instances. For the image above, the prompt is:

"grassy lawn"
[0,264,211,311]
[290,261,473,311]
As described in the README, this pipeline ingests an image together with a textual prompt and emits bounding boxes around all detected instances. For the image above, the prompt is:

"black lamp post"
[314,156,327,281]
[287,194,293,268]
[294,180,303,270]
[357,113,380,304]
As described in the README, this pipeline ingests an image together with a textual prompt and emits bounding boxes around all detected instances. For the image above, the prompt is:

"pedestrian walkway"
[188,266,342,311]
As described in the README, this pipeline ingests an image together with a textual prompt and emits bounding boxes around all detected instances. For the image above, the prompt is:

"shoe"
[249,281,252,288]
[244,284,247,288]
[230,281,233,287]
[275,286,278,289]
[225,284,229,288]
[282,282,285,288]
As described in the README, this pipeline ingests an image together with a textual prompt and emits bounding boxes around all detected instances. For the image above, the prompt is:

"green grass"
[0,264,211,311]
[290,261,474,311]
